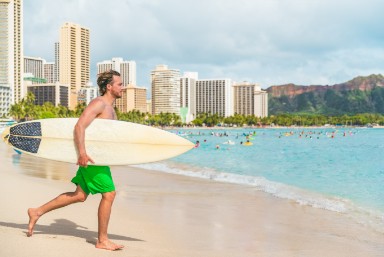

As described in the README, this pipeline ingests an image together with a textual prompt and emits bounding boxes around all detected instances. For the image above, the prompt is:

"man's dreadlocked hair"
[97,70,121,96]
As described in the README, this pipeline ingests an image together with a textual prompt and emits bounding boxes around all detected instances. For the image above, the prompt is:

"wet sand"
[0,143,383,257]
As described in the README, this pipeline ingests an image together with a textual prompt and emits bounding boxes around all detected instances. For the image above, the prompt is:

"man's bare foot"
[27,208,41,237]
[96,239,124,251]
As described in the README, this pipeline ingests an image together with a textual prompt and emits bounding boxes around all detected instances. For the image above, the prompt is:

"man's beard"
[113,91,122,99]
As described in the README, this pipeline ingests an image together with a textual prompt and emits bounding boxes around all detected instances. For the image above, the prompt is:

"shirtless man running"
[27,70,124,251]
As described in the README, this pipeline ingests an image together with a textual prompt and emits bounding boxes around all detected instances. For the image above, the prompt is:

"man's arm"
[74,99,105,166]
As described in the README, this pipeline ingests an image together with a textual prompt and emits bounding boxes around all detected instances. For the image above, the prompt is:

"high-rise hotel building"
[180,72,198,123]
[195,79,233,117]
[233,82,268,117]
[59,22,90,110]
[24,56,56,85]
[151,65,180,115]
[254,86,268,118]
[115,84,147,113]
[97,57,136,86]
[54,42,59,83]
[24,56,44,80]
[0,0,23,117]
[44,62,55,84]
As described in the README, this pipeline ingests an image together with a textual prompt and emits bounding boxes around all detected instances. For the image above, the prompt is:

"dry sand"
[0,143,383,257]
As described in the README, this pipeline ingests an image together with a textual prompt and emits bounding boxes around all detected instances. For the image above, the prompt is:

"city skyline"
[20,21,269,120]
[23,0,384,90]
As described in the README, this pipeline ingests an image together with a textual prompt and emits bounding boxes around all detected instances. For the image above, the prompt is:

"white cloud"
[24,0,384,88]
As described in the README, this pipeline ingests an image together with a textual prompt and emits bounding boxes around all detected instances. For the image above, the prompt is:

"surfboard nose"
[2,126,10,143]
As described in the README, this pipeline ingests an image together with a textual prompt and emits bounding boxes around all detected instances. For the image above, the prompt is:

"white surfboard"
[2,118,194,165]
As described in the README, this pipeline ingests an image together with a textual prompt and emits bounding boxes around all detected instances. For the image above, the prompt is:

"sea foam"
[134,161,348,212]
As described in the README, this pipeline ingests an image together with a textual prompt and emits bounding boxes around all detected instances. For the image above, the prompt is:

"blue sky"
[24,0,384,89]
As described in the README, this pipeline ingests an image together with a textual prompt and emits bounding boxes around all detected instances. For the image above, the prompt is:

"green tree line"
[8,92,384,127]
[192,113,384,127]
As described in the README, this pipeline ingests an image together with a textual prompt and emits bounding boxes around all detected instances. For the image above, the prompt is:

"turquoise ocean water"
[135,127,384,232]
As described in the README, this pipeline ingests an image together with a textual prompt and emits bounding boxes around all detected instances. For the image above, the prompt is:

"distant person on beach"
[27,70,124,251]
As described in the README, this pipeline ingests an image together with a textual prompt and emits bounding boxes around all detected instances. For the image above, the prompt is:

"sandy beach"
[1,142,384,257]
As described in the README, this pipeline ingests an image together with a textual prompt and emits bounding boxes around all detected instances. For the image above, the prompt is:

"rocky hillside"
[266,74,384,115]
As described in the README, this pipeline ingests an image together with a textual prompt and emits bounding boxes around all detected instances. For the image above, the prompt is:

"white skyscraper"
[195,79,233,117]
[0,0,23,117]
[151,64,181,115]
[180,72,198,123]
[254,85,268,118]
[97,57,136,86]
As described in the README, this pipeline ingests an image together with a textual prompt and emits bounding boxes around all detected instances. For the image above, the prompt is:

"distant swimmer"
[215,144,220,149]
[195,140,200,148]
[243,140,253,146]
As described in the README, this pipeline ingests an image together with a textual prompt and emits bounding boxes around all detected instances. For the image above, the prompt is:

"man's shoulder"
[84,97,107,114]
[89,97,106,106]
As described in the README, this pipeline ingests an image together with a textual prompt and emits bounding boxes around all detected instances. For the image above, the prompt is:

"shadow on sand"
[0,219,143,245]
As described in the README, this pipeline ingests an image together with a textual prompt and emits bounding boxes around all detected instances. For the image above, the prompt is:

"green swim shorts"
[71,165,115,195]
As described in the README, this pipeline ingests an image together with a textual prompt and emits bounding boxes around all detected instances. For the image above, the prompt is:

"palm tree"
[9,103,24,121]
[75,102,87,116]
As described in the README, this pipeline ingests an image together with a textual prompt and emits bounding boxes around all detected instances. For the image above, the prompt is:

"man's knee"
[77,194,88,202]
[74,187,88,202]
[102,191,116,202]
[76,192,88,202]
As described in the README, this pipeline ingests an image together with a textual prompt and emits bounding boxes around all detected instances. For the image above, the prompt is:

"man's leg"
[27,185,88,237]
[95,191,124,250]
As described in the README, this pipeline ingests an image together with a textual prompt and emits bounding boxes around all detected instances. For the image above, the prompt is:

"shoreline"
[1,144,384,256]
[134,161,384,235]
[162,125,384,130]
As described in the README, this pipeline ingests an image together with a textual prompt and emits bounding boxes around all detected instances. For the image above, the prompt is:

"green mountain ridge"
[266,74,384,115]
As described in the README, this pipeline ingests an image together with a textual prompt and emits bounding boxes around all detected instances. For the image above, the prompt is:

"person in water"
[27,70,124,251]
